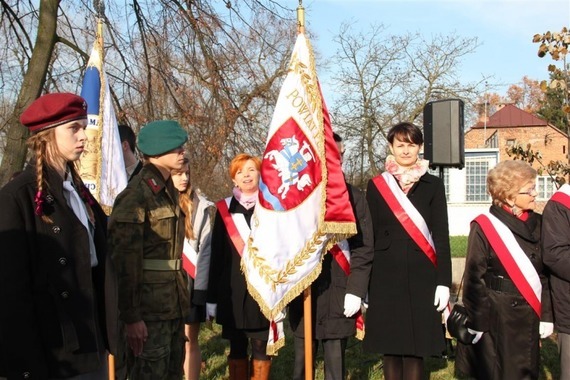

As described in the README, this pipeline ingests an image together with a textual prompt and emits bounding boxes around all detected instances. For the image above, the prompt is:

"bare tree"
[0,0,296,195]
[329,22,485,186]
[0,0,62,186]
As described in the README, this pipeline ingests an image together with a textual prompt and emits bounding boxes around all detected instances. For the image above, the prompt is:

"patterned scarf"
[384,155,429,194]
[232,187,258,210]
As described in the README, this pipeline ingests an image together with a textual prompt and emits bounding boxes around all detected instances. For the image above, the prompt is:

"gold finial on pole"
[297,0,305,34]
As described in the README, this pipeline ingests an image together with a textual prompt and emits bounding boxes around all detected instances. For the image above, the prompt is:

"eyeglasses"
[518,187,537,196]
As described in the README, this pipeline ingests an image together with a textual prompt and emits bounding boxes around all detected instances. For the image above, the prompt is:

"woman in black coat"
[455,160,553,380]
[363,122,451,380]
[206,153,273,380]
[0,93,118,379]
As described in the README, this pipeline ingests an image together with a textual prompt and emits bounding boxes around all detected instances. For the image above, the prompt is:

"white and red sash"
[217,197,285,355]
[551,184,570,209]
[329,240,365,340]
[473,213,542,317]
[372,172,437,266]
[373,173,455,325]
[182,239,198,279]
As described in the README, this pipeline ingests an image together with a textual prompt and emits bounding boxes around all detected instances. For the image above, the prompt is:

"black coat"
[206,197,269,334]
[0,166,118,379]
[455,206,552,380]
[289,184,374,340]
[541,196,570,334]
[363,173,451,356]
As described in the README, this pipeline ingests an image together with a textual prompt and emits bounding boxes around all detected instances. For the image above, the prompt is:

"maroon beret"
[20,93,88,133]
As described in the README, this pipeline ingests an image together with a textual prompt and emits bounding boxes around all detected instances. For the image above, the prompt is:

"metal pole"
[303,288,313,380]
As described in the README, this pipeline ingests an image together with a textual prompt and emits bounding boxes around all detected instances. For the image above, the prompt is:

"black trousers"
[293,336,347,380]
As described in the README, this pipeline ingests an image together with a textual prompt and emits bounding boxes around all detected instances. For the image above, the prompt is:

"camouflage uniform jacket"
[109,164,189,323]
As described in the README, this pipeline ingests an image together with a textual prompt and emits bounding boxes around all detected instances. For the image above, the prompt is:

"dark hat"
[137,120,188,156]
[20,93,87,133]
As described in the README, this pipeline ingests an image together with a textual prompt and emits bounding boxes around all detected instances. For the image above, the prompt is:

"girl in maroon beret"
[0,93,119,379]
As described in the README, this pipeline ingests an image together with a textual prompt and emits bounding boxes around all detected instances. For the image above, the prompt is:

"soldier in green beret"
[108,120,189,379]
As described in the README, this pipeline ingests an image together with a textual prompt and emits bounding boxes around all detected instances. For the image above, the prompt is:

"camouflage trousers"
[128,319,185,380]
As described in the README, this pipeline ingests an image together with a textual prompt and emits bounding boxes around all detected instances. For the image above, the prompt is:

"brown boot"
[228,357,249,380]
[250,359,271,380]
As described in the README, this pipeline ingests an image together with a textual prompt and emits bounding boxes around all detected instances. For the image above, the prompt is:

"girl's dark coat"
[0,166,118,379]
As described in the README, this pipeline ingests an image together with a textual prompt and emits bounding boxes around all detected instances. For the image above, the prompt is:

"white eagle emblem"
[264,135,315,199]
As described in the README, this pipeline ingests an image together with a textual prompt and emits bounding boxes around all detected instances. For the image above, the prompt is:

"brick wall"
[465,126,567,166]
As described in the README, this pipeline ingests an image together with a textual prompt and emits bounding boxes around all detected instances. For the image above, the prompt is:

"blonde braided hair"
[27,129,55,223]
[27,128,95,224]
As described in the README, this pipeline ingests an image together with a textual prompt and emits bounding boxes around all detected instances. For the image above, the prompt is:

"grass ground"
[197,322,560,379]
[198,236,554,378]
[450,236,468,258]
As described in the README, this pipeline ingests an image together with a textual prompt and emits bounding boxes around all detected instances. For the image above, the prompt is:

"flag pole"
[302,288,313,380]
[92,2,117,377]
[296,5,313,379]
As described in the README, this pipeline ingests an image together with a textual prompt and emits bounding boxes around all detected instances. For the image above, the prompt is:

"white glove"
[467,328,484,344]
[206,303,217,320]
[274,309,286,323]
[539,322,554,339]
[433,285,450,312]
[344,293,361,317]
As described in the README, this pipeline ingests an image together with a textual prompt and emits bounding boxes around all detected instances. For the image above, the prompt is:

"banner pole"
[298,4,312,379]
[93,3,117,379]
[303,287,313,380]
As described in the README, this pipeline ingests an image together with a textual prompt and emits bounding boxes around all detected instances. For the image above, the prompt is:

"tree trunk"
[0,0,60,186]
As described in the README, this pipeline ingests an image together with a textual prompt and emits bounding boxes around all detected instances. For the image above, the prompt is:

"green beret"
[137,120,188,156]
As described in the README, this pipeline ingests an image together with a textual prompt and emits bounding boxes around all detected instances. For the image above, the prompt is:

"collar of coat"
[400,171,435,195]
[141,164,169,195]
[140,164,180,212]
[489,204,539,244]
[24,164,70,203]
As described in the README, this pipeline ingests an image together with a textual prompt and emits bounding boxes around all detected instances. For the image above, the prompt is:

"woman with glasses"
[455,160,553,380]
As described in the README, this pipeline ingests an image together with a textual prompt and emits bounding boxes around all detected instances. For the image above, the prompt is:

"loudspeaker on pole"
[423,99,465,169]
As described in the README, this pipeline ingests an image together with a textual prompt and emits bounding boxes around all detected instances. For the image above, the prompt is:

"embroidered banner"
[79,28,127,214]
[242,33,357,325]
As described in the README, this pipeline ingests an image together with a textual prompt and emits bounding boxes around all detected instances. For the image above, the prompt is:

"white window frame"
[536,176,556,200]
[465,158,492,203]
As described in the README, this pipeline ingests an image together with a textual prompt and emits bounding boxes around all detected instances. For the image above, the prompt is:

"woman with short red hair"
[206,153,274,379]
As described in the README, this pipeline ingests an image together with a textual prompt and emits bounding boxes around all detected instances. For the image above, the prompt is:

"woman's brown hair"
[387,122,424,145]
[175,158,195,240]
